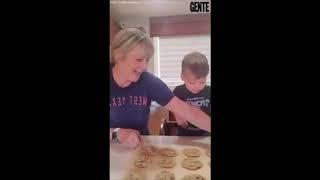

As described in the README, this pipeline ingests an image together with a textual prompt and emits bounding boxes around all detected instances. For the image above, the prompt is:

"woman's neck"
[112,65,131,88]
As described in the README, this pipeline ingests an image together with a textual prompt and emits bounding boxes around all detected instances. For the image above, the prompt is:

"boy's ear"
[180,73,184,81]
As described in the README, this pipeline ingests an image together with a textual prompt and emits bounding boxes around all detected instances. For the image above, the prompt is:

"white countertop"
[110,135,211,180]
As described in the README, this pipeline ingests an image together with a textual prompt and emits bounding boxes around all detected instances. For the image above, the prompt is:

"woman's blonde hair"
[110,27,154,65]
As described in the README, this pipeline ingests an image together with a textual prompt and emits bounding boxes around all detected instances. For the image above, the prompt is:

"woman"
[110,28,211,148]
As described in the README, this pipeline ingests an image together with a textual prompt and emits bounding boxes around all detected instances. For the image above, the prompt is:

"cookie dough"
[181,158,203,170]
[159,148,177,157]
[183,148,201,157]
[154,170,175,180]
[159,157,176,168]
[181,174,206,180]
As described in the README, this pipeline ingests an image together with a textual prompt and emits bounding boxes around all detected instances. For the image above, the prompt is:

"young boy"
[170,52,211,136]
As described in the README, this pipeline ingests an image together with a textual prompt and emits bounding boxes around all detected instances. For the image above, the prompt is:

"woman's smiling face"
[118,44,150,83]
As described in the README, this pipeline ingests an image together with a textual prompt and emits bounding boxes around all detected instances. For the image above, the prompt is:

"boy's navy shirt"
[173,84,211,136]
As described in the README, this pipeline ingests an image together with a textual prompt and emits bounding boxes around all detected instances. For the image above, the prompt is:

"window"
[153,35,211,88]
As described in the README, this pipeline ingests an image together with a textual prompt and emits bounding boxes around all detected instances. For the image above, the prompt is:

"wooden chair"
[148,105,169,135]
[159,111,179,136]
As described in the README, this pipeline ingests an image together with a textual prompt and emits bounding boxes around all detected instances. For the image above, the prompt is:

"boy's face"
[181,69,207,94]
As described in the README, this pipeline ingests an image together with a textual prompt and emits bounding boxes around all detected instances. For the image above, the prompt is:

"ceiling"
[110,0,211,20]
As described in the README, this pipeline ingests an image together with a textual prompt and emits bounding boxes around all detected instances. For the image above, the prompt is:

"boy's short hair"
[182,52,209,78]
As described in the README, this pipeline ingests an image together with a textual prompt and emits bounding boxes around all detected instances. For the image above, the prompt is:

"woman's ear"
[113,50,124,64]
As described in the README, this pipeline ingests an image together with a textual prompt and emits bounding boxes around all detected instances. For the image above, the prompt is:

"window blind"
[157,35,211,87]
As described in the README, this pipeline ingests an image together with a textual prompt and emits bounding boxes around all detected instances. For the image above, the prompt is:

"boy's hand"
[178,121,188,128]
[174,113,188,127]
[176,107,200,128]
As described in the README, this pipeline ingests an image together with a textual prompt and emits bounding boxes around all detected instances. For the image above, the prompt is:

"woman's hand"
[118,128,143,148]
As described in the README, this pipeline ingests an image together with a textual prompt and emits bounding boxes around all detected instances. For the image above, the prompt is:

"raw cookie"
[140,144,159,156]
[181,158,203,170]
[159,157,176,168]
[154,170,175,180]
[205,149,210,157]
[181,174,206,180]
[183,148,201,157]
[159,148,177,157]
[135,156,152,168]
[127,171,145,180]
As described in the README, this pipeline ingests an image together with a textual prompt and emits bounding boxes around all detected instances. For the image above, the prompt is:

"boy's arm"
[165,96,211,132]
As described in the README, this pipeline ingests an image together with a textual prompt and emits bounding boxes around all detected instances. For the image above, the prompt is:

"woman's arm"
[165,96,211,132]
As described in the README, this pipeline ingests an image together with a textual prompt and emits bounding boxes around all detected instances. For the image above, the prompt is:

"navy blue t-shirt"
[110,68,174,135]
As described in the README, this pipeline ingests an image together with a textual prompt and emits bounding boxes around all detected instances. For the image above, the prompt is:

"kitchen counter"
[110,135,211,180]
